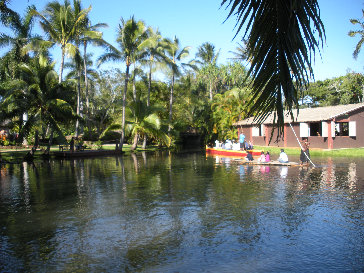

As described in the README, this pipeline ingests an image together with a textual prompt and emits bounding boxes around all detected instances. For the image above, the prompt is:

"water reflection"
[0,153,363,272]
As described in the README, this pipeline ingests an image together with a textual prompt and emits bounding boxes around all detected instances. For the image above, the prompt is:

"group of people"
[215,138,253,151]
[245,149,288,163]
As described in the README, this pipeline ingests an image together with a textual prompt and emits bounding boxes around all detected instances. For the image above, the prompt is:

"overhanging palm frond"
[222,0,325,137]
[348,10,364,59]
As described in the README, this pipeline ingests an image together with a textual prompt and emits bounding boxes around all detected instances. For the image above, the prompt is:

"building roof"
[234,102,364,126]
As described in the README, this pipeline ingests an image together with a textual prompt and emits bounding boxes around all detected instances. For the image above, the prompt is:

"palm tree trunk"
[142,64,152,149]
[131,132,138,151]
[120,64,130,151]
[132,64,137,102]
[45,129,54,155]
[83,41,90,129]
[209,80,213,100]
[75,69,81,137]
[168,72,175,134]
[59,48,65,83]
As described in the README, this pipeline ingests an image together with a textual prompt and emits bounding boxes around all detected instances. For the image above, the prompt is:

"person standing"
[239,132,246,151]
[300,139,310,165]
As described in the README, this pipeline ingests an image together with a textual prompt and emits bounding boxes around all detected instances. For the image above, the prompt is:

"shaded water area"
[0,152,363,272]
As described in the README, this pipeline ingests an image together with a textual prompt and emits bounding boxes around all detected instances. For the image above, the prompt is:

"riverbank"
[0,144,166,162]
[255,146,364,157]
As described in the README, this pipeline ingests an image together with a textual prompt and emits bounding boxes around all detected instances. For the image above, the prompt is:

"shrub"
[100,131,121,142]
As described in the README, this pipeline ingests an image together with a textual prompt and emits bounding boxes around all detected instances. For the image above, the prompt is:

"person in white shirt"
[278,149,289,163]
[258,151,266,162]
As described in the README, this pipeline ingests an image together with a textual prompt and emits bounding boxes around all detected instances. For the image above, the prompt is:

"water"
[0,152,363,272]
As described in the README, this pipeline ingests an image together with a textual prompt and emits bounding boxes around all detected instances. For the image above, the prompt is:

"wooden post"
[284,124,287,147]
[328,120,334,149]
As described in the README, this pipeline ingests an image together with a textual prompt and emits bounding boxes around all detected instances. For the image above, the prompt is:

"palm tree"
[196,42,219,65]
[97,16,151,151]
[126,100,170,150]
[349,9,364,60]
[73,0,107,120]
[31,0,91,83]
[0,55,76,155]
[139,27,167,148]
[221,0,325,137]
[162,36,193,134]
[228,40,251,64]
[0,4,35,80]
[195,42,220,100]
[102,100,170,151]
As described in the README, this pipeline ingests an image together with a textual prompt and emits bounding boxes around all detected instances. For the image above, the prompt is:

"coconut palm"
[103,100,170,151]
[0,55,76,155]
[139,27,167,148]
[31,0,91,83]
[73,0,107,119]
[221,0,325,136]
[126,100,170,150]
[97,16,151,151]
[0,4,36,80]
[195,42,219,65]
[162,36,194,133]
[349,9,364,60]
[228,40,251,64]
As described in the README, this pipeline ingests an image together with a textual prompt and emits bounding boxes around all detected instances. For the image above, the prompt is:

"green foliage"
[300,72,364,107]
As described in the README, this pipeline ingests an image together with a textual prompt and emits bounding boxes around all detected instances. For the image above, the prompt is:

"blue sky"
[3,0,364,81]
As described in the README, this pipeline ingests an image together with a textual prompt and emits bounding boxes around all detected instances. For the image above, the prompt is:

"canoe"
[52,149,124,158]
[206,146,262,157]
[236,159,300,166]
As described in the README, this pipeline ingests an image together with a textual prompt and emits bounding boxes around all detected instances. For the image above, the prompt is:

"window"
[309,122,322,136]
[300,123,309,137]
[252,124,265,136]
[335,122,349,136]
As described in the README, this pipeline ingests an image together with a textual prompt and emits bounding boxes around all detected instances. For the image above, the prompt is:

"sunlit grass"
[255,146,364,157]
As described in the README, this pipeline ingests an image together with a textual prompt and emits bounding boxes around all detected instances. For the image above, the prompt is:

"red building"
[234,102,364,149]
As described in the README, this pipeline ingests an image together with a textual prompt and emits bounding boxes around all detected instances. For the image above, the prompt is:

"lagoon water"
[0,152,363,272]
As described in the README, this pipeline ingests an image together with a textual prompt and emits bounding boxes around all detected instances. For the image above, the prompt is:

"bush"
[100,131,121,142]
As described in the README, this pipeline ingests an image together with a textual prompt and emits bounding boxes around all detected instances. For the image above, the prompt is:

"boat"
[206,146,262,158]
[236,159,300,166]
[52,149,124,158]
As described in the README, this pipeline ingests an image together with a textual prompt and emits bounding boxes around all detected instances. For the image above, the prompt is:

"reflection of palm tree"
[349,10,364,59]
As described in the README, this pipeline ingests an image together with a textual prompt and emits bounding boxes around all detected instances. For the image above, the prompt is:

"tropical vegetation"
[0,0,363,158]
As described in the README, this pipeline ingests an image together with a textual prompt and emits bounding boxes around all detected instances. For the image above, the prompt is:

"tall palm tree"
[31,0,91,83]
[221,0,325,137]
[0,4,36,80]
[162,36,192,134]
[196,42,219,65]
[349,9,364,60]
[97,16,151,151]
[139,27,166,148]
[195,42,220,100]
[73,0,107,118]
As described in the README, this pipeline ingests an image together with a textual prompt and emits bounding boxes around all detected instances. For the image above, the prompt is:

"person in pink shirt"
[265,151,270,162]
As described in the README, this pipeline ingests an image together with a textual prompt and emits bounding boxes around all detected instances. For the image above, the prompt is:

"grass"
[255,145,364,157]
